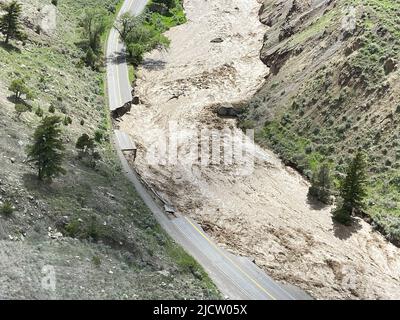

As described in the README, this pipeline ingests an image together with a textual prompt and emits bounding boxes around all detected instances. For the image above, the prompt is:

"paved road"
[107,0,311,300]
[107,0,148,111]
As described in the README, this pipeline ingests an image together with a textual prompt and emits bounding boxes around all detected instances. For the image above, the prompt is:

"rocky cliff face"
[241,0,400,243]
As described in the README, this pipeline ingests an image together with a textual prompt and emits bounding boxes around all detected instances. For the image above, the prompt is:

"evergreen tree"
[0,1,26,44]
[308,164,332,204]
[333,152,368,224]
[27,116,66,181]
[340,152,367,210]
[8,79,32,101]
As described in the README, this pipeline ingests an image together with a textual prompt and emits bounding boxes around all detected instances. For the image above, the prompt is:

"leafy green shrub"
[0,201,14,217]
[35,107,43,117]
[94,130,104,143]
[65,219,81,238]
[92,255,102,267]
[15,103,30,118]
[76,134,94,152]
[8,79,33,100]
[63,116,72,126]
[64,216,103,241]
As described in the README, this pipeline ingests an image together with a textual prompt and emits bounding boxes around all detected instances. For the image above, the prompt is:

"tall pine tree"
[333,152,368,224]
[0,1,26,44]
[27,116,66,181]
[340,152,367,210]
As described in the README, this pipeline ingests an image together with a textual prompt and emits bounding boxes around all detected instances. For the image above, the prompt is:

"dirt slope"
[119,0,400,299]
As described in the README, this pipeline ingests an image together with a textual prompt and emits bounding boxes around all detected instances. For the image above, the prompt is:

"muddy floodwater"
[119,0,400,299]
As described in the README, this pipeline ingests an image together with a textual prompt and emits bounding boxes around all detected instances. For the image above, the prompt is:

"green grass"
[145,6,186,31]
[260,120,326,176]
[128,64,135,84]
[288,9,337,46]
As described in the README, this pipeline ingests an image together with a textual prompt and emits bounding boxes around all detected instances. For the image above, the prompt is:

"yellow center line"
[114,0,135,106]
[115,35,124,106]
[184,217,277,300]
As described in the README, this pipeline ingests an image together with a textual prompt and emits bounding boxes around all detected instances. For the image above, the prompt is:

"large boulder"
[215,103,244,118]
[37,5,57,36]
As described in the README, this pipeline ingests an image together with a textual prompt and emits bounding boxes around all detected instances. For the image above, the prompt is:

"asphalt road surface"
[107,0,311,300]
[107,0,148,111]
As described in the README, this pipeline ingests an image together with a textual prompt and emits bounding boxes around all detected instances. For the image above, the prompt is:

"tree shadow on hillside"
[22,173,70,199]
[332,217,363,240]
[307,196,329,211]
[22,173,59,198]
[0,42,21,53]
[6,95,32,109]
[74,40,90,52]
[306,193,329,210]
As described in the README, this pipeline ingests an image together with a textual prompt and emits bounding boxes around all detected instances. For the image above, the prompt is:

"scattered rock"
[211,37,224,43]
[384,58,398,75]
[157,270,170,277]
[106,192,116,200]
[132,96,140,105]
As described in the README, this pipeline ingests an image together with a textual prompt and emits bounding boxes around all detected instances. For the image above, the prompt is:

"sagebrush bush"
[0,201,14,217]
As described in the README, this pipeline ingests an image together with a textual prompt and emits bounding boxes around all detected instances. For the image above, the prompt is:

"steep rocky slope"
[241,0,400,243]
[0,0,218,299]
